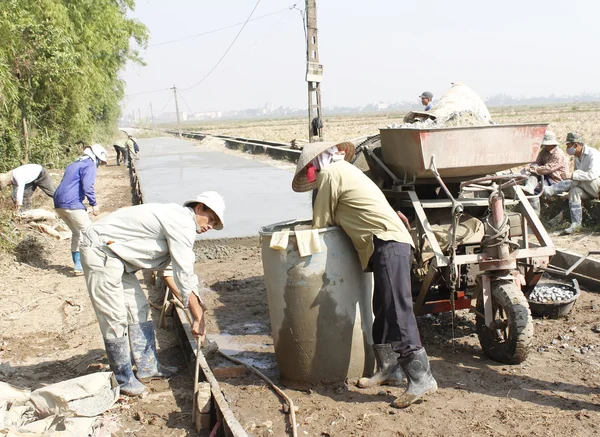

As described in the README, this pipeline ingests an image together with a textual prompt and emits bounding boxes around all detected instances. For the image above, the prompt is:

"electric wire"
[177,90,195,115]
[181,0,263,91]
[156,94,174,116]
[149,5,295,48]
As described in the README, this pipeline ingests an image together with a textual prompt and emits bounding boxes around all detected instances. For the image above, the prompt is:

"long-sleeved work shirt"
[84,203,199,306]
[573,145,600,182]
[11,164,43,206]
[312,160,414,270]
[53,158,97,209]
[126,138,137,159]
[534,146,569,183]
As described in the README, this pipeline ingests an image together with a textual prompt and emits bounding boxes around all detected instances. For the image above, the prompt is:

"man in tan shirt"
[292,142,437,409]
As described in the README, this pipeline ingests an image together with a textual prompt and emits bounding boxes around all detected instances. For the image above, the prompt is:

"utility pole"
[305,0,323,142]
[149,102,155,129]
[172,85,182,137]
[138,108,142,127]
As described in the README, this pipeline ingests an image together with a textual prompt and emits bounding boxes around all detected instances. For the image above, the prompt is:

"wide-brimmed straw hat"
[292,141,355,192]
[183,191,225,230]
[541,130,558,146]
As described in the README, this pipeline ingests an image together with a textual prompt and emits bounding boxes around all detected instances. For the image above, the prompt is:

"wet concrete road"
[135,137,312,239]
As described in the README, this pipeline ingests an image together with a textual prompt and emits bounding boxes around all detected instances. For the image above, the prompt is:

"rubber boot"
[529,197,541,217]
[129,321,178,382]
[104,337,147,396]
[522,176,538,195]
[544,180,571,198]
[562,202,583,235]
[390,348,437,408]
[72,252,84,275]
[357,344,405,388]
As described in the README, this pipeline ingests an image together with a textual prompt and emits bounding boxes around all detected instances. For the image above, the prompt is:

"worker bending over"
[80,192,225,395]
[54,144,108,275]
[545,133,600,234]
[292,142,437,408]
[0,164,55,212]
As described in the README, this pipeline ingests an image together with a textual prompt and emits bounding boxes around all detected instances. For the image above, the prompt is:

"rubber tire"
[476,280,533,364]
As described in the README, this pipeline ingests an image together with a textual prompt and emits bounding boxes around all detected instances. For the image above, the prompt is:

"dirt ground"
[187,102,600,148]
[196,236,600,437]
[0,149,202,437]
[3,115,600,437]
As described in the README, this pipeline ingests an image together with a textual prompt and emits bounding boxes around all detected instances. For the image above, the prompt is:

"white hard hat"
[87,144,108,163]
[183,191,225,230]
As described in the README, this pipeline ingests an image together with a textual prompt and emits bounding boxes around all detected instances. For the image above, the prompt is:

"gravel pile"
[387,110,492,130]
[529,285,576,303]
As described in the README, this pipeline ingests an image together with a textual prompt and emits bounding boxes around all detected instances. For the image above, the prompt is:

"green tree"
[0,0,148,171]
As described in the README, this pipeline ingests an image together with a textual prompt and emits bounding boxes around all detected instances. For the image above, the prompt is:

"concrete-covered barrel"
[259,219,374,389]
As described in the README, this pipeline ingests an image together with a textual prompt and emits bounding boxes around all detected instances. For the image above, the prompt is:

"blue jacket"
[54,158,97,209]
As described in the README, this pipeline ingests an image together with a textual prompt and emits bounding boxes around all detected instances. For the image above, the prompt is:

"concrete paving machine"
[354,123,555,364]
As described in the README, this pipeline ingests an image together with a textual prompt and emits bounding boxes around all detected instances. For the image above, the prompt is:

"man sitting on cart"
[521,130,569,214]
[526,130,569,187]
[292,141,437,409]
[544,132,600,234]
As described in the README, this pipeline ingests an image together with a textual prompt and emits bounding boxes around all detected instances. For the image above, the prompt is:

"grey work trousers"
[370,237,422,358]
[55,208,90,252]
[13,168,55,209]
[569,179,600,204]
[80,235,150,339]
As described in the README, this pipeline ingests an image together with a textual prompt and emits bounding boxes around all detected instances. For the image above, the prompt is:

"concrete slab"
[135,137,311,239]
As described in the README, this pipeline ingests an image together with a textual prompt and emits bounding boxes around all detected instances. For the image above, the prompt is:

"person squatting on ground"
[54,144,108,275]
[292,141,437,409]
[521,130,569,214]
[544,132,600,235]
[80,192,225,395]
[0,164,56,212]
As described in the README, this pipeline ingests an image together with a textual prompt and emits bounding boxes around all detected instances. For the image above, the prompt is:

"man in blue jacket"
[54,144,107,274]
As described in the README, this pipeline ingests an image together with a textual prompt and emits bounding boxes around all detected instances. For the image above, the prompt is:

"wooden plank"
[174,306,248,437]
[407,191,449,267]
[514,186,555,252]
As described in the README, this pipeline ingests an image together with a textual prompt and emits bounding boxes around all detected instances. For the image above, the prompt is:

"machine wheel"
[476,280,533,364]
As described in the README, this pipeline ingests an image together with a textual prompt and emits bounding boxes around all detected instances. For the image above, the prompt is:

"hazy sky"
[121,0,600,118]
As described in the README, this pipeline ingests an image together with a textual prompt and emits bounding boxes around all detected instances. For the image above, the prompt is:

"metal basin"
[379,123,548,180]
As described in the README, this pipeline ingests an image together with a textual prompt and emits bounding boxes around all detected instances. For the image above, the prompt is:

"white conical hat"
[291,141,355,192]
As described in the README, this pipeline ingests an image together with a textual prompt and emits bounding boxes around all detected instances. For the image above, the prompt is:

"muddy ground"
[2,133,600,437]
[197,236,600,437]
[0,150,201,437]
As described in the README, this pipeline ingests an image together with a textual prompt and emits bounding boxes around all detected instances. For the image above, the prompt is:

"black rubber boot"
[357,344,405,388]
[104,336,147,396]
[129,321,178,382]
[391,348,437,408]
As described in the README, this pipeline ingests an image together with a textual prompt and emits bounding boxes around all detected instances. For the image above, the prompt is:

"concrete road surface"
[134,137,312,239]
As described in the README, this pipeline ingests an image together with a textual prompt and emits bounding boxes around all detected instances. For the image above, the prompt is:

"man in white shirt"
[0,164,56,211]
[80,192,225,395]
[544,132,600,234]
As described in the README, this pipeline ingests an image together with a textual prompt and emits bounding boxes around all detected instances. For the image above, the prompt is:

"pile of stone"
[529,285,576,303]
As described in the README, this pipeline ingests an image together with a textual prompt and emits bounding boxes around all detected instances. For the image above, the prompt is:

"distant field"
[160,102,600,148]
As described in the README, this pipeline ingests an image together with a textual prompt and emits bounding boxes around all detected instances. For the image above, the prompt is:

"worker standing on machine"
[292,141,437,409]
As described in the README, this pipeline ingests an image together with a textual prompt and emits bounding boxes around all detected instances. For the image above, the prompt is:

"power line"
[156,94,173,116]
[125,87,171,97]
[148,5,294,48]
[123,2,301,102]
[177,90,195,115]
[181,0,264,91]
